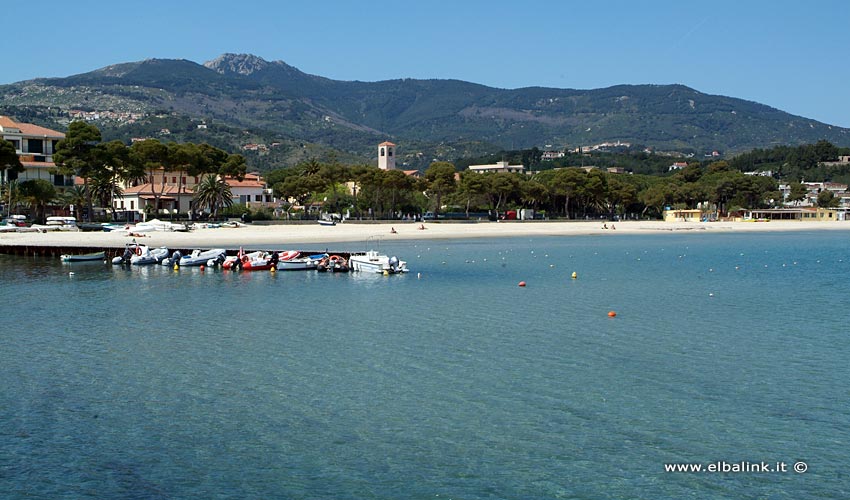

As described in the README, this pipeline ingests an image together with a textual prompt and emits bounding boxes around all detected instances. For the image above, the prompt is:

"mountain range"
[2,53,848,170]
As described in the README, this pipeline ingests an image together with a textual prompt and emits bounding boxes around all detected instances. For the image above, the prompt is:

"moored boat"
[112,242,141,265]
[349,250,408,274]
[275,253,326,271]
[316,254,349,273]
[223,248,276,271]
[60,251,106,262]
[130,246,170,265]
[178,248,227,267]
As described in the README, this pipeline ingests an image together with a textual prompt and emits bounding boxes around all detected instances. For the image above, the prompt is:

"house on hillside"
[541,151,565,160]
[467,160,525,174]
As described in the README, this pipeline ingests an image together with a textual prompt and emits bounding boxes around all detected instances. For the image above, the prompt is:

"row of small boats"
[60,243,409,274]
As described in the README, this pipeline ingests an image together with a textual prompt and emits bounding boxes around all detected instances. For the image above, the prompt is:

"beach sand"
[1,220,849,250]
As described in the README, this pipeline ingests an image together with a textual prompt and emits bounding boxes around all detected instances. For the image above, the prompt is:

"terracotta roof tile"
[0,116,19,129]
[17,123,65,138]
[0,115,64,138]
[123,184,191,195]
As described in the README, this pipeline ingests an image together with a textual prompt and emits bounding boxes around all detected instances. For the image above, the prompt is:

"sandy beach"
[1,220,849,250]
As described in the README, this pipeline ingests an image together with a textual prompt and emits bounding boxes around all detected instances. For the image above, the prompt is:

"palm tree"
[89,174,124,220]
[60,185,88,219]
[193,174,233,220]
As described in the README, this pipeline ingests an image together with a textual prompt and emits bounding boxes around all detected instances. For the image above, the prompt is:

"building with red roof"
[1,115,68,187]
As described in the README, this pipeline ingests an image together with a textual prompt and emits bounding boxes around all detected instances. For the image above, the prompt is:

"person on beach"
[391,227,397,234]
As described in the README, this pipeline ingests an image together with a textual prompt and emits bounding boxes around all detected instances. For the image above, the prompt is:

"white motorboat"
[348,236,408,274]
[349,250,408,274]
[130,245,170,265]
[177,248,226,267]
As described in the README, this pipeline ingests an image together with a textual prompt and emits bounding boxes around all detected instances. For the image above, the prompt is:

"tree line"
[263,157,831,221]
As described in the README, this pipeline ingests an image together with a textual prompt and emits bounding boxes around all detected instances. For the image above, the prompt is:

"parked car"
[1,215,27,227]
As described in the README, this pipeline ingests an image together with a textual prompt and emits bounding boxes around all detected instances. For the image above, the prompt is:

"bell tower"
[378,141,396,170]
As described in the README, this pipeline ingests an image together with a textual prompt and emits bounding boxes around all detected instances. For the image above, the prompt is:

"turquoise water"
[1,231,848,499]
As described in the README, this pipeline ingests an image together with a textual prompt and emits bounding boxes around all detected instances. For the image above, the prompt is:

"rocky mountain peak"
[204,53,270,76]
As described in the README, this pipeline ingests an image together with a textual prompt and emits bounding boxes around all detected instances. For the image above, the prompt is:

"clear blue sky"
[5,0,849,127]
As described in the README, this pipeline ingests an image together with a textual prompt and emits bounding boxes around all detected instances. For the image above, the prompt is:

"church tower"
[378,141,396,170]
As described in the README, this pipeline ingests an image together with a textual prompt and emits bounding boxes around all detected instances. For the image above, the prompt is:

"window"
[380,148,385,157]
[27,139,43,154]
[53,174,65,186]
[130,201,135,210]
[388,148,393,157]
[194,176,199,183]
[255,195,262,202]
[172,177,177,184]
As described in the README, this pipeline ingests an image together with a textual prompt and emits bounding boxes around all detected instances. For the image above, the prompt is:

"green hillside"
[2,53,849,172]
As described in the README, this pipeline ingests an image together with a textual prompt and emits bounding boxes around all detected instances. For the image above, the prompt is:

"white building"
[467,160,525,174]
[378,141,396,170]
[115,170,273,219]
[0,115,68,186]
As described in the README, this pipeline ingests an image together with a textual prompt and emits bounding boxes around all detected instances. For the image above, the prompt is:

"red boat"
[223,248,277,271]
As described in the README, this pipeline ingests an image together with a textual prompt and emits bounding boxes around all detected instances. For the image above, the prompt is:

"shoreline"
[1,220,849,250]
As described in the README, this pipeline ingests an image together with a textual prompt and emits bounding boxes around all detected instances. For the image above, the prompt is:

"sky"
[4,0,849,127]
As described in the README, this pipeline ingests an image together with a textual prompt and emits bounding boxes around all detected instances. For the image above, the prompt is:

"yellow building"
[663,209,704,222]
[746,208,840,221]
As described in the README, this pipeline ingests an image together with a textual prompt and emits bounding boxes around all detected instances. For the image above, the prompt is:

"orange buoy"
[518,281,527,287]
[200,265,205,271]
[607,311,617,317]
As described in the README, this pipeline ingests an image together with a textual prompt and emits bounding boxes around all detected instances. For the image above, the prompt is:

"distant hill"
[2,53,849,170]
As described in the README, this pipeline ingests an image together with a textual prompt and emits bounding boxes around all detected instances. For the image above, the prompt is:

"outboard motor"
[113,246,133,265]
[163,250,181,266]
[389,256,400,273]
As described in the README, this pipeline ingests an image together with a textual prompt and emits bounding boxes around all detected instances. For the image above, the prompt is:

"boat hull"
[61,252,106,262]
[178,249,226,267]
[349,252,408,274]
[130,246,170,265]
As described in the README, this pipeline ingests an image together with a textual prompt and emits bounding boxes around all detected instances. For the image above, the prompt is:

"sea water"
[1,231,848,499]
